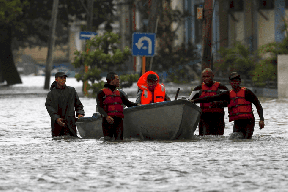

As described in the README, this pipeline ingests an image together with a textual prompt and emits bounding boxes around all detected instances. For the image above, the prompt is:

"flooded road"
[1,96,288,191]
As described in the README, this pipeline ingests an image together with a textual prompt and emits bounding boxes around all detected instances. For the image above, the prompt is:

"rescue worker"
[45,72,85,138]
[188,68,229,136]
[190,72,265,139]
[96,72,139,141]
[136,71,170,104]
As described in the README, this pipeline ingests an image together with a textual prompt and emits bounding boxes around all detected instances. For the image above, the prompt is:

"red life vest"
[199,82,224,113]
[102,88,124,118]
[228,87,254,122]
[137,71,166,105]
[140,83,166,104]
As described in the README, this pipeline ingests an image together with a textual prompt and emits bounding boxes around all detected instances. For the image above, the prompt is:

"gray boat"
[76,99,201,140]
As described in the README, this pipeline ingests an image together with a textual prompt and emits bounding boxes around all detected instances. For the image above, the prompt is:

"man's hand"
[190,100,194,103]
[137,104,142,106]
[78,114,84,118]
[106,116,114,124]
[57,118,65,127]
[259,120,265,129]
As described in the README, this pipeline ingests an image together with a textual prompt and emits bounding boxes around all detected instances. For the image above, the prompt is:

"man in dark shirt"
[96,72,139,141]
[189,68,229,136]
[46,72,85,137]
[191,72,265,139]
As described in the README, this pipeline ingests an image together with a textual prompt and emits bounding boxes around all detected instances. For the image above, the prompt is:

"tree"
[215,41,257,80]
[0,0,115,84]
[0,0,27,85]
[72,32,136,97]
[141,0,199,83]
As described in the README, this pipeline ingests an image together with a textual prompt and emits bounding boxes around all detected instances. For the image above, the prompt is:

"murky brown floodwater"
[1,97,288,192]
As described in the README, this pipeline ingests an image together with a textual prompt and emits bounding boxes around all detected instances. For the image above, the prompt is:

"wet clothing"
[136,71,170,104]
[191,82,229,136]
[96,83,138,140]
[102,117,124,140]
[199,112,225,135]
[233,118,255,139]
[45,85,85,137]
[193,87,264,138]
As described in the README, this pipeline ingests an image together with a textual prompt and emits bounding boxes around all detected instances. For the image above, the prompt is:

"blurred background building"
[12,0,287,80]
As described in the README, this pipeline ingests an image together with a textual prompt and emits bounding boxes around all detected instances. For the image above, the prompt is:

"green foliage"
[216,41,257,79]
[3,0,115,49]
[0,0,27,24]
[254,33,288,86]
[252,57,277,87]
[72,32,136,97]
[120,73,139,88]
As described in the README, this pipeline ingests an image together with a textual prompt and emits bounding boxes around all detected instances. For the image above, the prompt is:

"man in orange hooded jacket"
[136,71,170,104]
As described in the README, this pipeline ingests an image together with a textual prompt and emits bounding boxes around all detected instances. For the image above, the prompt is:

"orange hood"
[137,71,160,91]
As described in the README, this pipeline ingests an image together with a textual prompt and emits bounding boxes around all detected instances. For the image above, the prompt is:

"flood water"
[1,96,288,192]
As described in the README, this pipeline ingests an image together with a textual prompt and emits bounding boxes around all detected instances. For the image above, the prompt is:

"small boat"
[76,99,201,140]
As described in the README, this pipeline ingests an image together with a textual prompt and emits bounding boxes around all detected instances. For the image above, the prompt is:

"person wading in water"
[189,68,229,136]
[96,72,139,141]
[45,72,85,138]
[190,72,265,139]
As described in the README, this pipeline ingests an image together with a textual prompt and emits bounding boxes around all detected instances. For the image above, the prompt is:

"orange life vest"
[140,83,166,104]
[228,87,254,122]
[137,71,166,105]
[102,88,124,118]
[199,82,224,113]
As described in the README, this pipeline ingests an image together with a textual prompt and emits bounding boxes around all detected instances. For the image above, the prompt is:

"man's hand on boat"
[259,120,265,129]
[106,116,114,124]
[57,118,65,127]
[137,104,142,106]
[189,100,194,103]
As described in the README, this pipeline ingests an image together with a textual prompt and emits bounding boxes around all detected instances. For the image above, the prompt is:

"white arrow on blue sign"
[79,31,98,40]
[132,33,156,57]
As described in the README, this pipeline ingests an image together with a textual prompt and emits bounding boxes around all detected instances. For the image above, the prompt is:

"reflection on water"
[0,97,288,191]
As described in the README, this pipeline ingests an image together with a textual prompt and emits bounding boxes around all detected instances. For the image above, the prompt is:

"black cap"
[229,72,240,80]
[55,72,68,78]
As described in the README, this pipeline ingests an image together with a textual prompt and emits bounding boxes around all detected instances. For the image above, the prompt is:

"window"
[259,0,274,10]
[229,0,244,11]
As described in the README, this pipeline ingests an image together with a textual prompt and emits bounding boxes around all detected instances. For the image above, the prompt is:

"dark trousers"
[102,117,123,140]
[51,117,77,137]
[199,112,225,136]
[233,118,255,139]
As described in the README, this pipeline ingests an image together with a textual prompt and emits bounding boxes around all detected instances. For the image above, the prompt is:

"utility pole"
[44,0,59,90]
[201,0,213,72]
[146,0,160,71]
[83,0,94,96]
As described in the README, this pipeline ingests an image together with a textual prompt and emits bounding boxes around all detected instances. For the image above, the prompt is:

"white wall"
[277,55,288,98]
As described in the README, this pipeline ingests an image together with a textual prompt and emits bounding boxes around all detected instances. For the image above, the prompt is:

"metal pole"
[142,56,146,75]
[201,0,213,72]
[149,16,159,71]
[44,0,59,89]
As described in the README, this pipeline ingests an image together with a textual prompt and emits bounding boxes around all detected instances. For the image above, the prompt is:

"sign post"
[79,31,97,96]
[132,33,156,75]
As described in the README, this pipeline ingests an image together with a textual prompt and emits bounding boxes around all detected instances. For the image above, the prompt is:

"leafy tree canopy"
[1,0,115,50]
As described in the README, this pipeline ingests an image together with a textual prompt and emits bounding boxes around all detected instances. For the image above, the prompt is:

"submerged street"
[1,96,288,191]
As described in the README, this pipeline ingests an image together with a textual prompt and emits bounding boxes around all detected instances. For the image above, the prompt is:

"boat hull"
[76,100,201,140]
